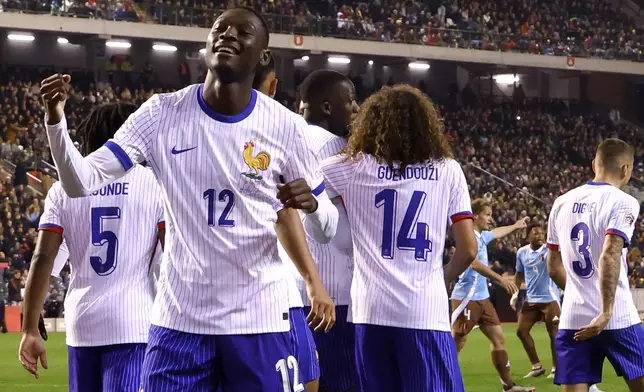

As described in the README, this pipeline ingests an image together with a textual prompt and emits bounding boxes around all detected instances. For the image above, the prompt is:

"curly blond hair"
[346,84,453,171]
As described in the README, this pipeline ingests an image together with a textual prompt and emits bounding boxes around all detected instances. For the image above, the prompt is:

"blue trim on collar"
[197,84,257,123]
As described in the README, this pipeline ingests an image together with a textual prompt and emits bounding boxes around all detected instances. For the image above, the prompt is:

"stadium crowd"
[2,0,644,60]
[0,63,643,325]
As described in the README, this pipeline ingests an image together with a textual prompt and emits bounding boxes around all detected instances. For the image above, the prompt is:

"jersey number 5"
[375,189,432,261]
[90,206,121,276]
[570,222,595,278]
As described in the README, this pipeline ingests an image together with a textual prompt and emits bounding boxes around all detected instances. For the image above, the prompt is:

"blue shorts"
[142,324,301,392]
[67,343,146,392]
[304,305,355,391]
[290,307,320,384]
[555,323,644,385]
[354,324,464,392]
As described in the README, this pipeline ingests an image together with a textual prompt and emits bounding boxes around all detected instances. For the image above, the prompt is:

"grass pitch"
[0,325,629,391]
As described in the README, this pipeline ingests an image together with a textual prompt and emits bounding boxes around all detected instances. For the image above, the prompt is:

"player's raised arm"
[546,200,567,289]
[471,258,519,294]
[41,74,156,197]
[277,117,339,243]
[491,216,529,239]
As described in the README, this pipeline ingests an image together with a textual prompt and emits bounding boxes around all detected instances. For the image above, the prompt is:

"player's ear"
[269,78,278,99]
[591,158,596,174]
[258,49,271,67]
[322,101,332,116]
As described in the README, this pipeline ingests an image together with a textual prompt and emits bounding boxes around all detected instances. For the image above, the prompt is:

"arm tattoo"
[598,235,624,316]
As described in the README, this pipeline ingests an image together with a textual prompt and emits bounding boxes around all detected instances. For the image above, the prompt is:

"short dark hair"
[299,69,350,104]
[472,198,491,215]
[252,52,275,90]
[77,103,137,156]
[234,6,270,47]
[526,222,543,236]
[596,138,634,171]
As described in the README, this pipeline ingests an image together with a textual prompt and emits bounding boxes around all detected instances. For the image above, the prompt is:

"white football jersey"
[288,126,353,306]
[105,85,326,334]
[547,181,641,330]
[39,166,164,346]
[322,154,473,331]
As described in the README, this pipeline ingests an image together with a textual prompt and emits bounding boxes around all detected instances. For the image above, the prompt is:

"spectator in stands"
[0,279,7,332]
[7,269,23,305]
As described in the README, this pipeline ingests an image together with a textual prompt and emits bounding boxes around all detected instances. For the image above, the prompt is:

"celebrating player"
[252,54,321,392]
[298,70,359,392]
[450,199,535,392]
[39,7,340,391]
[547,138,644,392]
[512,223,560,379]
[19,103,165,391]
[321,84,478,391]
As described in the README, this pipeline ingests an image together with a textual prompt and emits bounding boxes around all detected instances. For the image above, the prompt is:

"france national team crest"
[242,140,271,180]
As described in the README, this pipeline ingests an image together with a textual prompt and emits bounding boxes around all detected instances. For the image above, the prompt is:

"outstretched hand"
[40,74,71,125]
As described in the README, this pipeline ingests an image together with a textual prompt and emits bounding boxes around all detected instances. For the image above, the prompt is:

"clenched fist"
[40,74,71,125]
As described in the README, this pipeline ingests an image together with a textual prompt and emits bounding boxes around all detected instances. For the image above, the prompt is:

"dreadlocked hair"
[77,102,137,156]
[345,84,452,172]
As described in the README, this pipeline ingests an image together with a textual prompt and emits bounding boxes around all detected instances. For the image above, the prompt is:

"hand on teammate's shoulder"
[40,74,71,125]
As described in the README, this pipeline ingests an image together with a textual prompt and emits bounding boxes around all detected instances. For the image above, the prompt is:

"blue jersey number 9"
[90,206,121,276]
[570,222,595,278]
[375,189,432,261]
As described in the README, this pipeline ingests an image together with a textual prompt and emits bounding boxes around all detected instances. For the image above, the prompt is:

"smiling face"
[205,8,270,83]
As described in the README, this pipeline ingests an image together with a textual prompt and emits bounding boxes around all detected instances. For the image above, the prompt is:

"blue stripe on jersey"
[196,84,257,123]
[312,181,326,196]
[606,228,630,246]
[104,141,134,171]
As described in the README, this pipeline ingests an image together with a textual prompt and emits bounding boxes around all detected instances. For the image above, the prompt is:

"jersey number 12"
[375,189,432,261]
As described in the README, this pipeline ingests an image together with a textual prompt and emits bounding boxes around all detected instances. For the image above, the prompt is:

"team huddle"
[16,6,644,392]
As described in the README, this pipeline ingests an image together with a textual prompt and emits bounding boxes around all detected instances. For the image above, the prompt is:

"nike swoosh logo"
[171,146,197,155]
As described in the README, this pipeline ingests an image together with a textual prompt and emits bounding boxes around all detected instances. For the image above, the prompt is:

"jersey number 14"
[375,189,432,261]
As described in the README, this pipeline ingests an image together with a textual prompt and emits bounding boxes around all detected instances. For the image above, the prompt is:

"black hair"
[77,103,137,156]
[252,52,275,90]
[299,69,350,104]
[234,6,270,48]
[526,222,544,237]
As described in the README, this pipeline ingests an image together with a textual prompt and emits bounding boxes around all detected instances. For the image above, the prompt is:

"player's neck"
[202,72,253,116]
[530,243,541,251]
[591,175,622,189]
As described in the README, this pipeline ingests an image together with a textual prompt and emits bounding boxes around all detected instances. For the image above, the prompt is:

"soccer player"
[40,7,339,391]
[547,138,644,392]
[298,70,359,392]
[321,84,478,391]
[251,53,320,392]
[19,103,165,391]
[512,223,560,379]
[450,199,535,392]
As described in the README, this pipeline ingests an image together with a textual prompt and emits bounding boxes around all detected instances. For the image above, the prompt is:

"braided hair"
[76,102,137,156]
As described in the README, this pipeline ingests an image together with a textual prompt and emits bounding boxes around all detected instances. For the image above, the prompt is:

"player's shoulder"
[153,84,201,109]
[517,244,530,255]
[608,186,639,208]
[254,92,301,124]
[46,181,65,201]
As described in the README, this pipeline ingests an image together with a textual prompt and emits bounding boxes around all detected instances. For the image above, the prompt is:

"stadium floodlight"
[8,33,35,42]
[493,74,520,84]
[328,56,351,64]
[300,55,310,61]
[153,44,177,52]
[408,61,430,70]
[368,60,374,65]
[57,37,69,44]
[199,48,206,54]
[105,40,131,49]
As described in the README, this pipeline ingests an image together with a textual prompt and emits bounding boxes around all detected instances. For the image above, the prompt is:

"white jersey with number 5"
[321,154,473,331]
[39,166,164,347]
[547,181,641,330]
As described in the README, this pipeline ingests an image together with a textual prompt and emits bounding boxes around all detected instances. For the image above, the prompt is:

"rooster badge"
[242,141,271,180]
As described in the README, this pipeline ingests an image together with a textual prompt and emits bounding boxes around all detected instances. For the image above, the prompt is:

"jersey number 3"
[375,189,432,261]
[570,222,595,278]
[90,206,121,276]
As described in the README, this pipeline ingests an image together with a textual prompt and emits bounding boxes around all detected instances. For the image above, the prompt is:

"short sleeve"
[515,249,525,273]
[447,161,473,224]
[281,117,326,196]
[107,94,161,170]
[321,153,358,199]
[606,195,640,247]
[481,231,496,245]
[546,198,561,251]
[51,240,69,277]
[38,183,64,235]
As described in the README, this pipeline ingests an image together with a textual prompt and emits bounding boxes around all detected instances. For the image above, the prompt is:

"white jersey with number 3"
[39,166,164,346]
[547,182,641,330]
[321,154,473,331]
